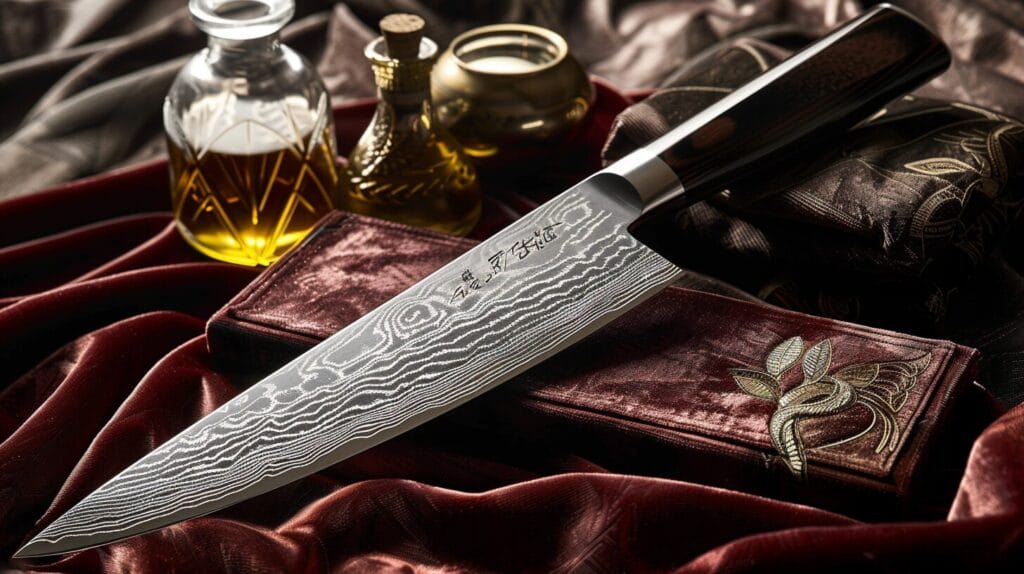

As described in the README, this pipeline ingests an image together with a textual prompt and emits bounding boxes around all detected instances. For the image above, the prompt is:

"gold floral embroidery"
[904,157,976,176]
[731,336,931,477]
[902,118,1024,258]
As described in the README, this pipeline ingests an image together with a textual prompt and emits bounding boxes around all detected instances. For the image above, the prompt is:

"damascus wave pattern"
[27,174,684,554]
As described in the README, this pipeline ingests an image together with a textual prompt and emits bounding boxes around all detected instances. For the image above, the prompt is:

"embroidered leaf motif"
[774,418,806,475]
[770,381,855,477]
[904,157,976,176]
[906,353,932,374]
[728,336,936,478]
[802,339,832,383]
[730,368,780,401]
[766,336,803,376]
[833,363,880,387]
[851,355,929,453]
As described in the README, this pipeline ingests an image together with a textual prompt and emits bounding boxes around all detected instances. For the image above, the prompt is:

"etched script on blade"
[450,222,563,303]
[26,175,683,552]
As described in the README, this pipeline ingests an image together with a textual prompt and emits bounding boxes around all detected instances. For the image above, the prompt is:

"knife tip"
[12,538,53,559]
[13,530,80,559]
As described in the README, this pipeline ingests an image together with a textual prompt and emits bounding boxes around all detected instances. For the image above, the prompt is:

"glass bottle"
[164,0,341,267]
[339,14,481,236]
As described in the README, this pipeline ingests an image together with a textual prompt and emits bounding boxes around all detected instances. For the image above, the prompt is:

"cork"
[380,13,425,60]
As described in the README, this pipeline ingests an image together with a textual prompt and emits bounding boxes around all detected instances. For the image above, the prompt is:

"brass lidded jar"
[431,24,593,166]
[340,14,481,237]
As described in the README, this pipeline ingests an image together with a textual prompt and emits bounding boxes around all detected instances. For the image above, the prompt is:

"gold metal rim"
[449,23,568,77]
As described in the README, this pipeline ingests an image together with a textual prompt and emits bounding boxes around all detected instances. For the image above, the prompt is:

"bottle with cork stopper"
[338,13,481,236]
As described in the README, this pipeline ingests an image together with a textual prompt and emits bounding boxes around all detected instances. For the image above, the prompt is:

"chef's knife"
[16,4,949,558]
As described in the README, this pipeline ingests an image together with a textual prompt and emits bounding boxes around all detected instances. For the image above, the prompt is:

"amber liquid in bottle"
[164,0,341,267]
[342,100,481,235]
[168,125,339,267]
[339,15,481,236]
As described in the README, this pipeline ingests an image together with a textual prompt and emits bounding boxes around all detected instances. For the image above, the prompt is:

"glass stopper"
[188,0,294,41]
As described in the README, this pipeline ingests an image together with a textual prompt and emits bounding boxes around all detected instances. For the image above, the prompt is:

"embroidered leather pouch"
[208,211,987,518]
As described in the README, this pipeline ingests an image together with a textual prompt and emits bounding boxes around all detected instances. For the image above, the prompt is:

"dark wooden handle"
[635,4,950,222]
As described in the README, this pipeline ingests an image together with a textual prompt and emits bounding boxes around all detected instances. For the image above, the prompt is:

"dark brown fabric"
[608,38,1023,304]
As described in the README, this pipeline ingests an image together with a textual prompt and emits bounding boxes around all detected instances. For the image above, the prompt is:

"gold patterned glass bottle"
[164,0,341,266]
[339,14,481,236]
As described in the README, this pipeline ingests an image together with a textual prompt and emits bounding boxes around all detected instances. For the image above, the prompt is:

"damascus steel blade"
[16,171,683,557]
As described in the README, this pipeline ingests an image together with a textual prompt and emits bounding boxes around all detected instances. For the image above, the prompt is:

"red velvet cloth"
[1,94,1023,573]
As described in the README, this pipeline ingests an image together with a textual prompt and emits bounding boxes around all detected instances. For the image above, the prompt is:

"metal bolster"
[600,147,684,212]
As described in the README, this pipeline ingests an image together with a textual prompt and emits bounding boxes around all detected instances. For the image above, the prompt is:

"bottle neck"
[206,34,283,71]
[379,87,432,113]
[365,36,439,127]
[375,89,436,140]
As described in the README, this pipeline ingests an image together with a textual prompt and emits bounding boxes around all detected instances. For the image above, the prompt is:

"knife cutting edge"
[15,4,949,559]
